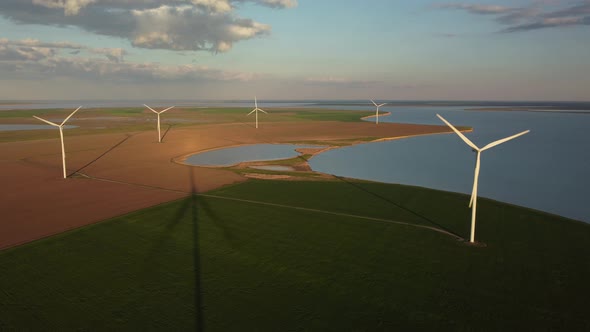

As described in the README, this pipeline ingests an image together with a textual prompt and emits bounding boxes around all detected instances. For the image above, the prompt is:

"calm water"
[0,124,78,131]
[184,144,320,167]
[0,100,312,110]
[309,106,590,223]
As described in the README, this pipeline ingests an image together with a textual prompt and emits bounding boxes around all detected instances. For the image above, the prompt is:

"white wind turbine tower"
[248,96,267,129]
[436,114,530,244]
[33,106,82,179]
[370,100,387,124]
[144,104,175,143]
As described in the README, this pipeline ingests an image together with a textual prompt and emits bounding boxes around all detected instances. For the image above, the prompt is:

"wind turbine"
[436,114,530,244]
[248,96,267,129]
[144,104,175,143]
[33,106,82,179]
[370,100,387,124]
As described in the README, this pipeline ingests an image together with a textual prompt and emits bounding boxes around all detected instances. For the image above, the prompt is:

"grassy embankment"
[1,180,588,331]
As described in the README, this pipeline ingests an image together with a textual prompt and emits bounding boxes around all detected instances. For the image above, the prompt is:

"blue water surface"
[309,106,590,223]
[185,144,321,167]
[0,124,78,131]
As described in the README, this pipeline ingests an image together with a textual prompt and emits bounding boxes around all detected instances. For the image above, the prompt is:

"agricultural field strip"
[77,172,462,240]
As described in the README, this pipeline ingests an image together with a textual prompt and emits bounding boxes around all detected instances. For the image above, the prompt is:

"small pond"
[184,144,322,167]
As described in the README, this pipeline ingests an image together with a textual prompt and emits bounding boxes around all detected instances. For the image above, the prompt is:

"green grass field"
[1,180,589,331]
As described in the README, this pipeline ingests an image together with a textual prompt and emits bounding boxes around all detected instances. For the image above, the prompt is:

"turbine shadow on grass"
[139,166,204,331]
[333,176,464,240]
[71,133,134,176]
[186,168,236,330]
[189,167,205,332]
[146,166,236,331]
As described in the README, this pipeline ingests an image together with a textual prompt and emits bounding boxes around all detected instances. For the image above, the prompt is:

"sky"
[0,0,588,101]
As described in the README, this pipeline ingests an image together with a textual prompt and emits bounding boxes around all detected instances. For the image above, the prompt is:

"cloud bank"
[0,38,258,82]
[436,1,590,33]
[0,0,297,52]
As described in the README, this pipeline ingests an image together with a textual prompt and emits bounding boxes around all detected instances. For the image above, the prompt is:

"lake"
[309,106,590,223]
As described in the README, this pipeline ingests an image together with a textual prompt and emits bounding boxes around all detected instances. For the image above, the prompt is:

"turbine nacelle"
[144,104,175,115]
[248,108,267,115]
[370,99,387,108]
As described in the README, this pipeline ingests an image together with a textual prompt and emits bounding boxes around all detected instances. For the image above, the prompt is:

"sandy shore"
[360,111,392,121]
[1,118,456,249]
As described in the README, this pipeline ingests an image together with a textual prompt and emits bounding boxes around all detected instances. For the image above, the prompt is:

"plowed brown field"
[1,119,452,249]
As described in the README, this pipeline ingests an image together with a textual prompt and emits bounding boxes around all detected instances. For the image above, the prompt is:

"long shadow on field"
[139,167,237,330]
[334,176,463,239]
[71,133,134,176]
[189,167,205,332]
[138,166,205,330]
[161,124,174,142]
[187,167,237,331]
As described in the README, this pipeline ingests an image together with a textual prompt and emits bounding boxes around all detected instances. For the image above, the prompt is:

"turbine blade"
[370,99,378,107]
[436,114,479,151]
[259,108,268,114]
[33,115,60,127]
[61,106,82,126]
[255,96,258,109]
[378,103,387,107]
[248,109,256,116]
[159,106,175,114]
[144,104,158,114]
[481,130,530,151]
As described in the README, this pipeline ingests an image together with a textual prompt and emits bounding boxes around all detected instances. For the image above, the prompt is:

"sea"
[2,100,589,223]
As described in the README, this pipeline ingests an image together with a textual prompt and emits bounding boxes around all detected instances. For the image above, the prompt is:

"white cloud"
[0,38,85,49]
[0,0,294,52]
[32,0,97,15]
[190,0,232,13]
[0,38,258,82]
[257,0,297,9]
[436,1,590,33]
[437,3,515,15]
[129,5,270,51]
[28,0,298,15]
[90,48,127,63]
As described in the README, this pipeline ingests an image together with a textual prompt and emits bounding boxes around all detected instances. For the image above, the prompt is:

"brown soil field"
[1,117,453,249]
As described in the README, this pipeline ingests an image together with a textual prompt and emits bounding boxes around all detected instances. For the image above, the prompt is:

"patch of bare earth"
[1,118,454,249]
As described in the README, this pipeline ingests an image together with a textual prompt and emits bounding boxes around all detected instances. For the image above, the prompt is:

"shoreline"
[360,111,392,121]
[173,122,471,177]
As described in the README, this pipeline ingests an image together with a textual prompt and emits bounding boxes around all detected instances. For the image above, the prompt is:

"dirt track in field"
[1,118,453,249]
